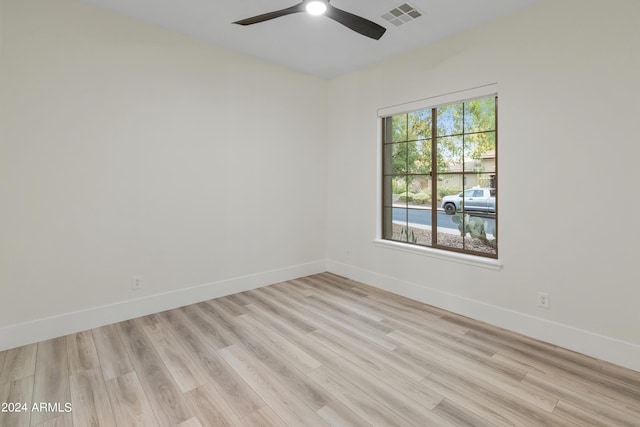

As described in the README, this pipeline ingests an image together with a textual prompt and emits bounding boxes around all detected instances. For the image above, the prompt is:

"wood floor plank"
[91,324,134,381]
[233,313,322,373]
[428,368,572,427]
[198,300,245,341]
[178,304,236,350]
[0,344,37,385]
[389,329,557,413]
[297,292,394,336]
[389,328,525,382]
[245,298,446,415]
[599,360,640,389]
[265,285,398,351]
[522,372,640,426]
[230,316,334,410]
[214,296,247,317]
[218,345,329,427]
[34,413,73,427]
[69,368,115,427]
[433,398,497,427]
[105,371,158,427]
[66,330,100,375]
[502,345,640,404]
[316,400,371,427]
[184,382,245,427]
[422,372,529,427]
[117,318,193,426]
[553,399,618,427]
[157,308,265,417]
[202,299,334,414]
[9,272,640,427]
[31,337,70,426]
[240,406,288,427]
[307,330,446,420]
[0,376,34,427]
[142,321,207,393]
[176,417,203,427]
[281,281,385,322]
[245,288,318,334]
[308,364,451,427]
[307,366,403,427]
[0,350,6,378]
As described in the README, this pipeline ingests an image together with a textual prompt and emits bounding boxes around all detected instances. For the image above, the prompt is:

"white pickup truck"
[441,188,496,215]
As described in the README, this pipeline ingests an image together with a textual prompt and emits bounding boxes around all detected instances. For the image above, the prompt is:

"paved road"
[392,207,496,233]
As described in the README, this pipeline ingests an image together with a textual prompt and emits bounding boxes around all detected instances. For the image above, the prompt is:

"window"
[381,95,497,258]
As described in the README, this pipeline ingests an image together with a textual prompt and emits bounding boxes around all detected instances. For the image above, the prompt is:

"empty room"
[1,0,639,425]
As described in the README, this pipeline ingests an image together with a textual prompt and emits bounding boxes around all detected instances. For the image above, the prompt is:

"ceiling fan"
[233,0,387,40]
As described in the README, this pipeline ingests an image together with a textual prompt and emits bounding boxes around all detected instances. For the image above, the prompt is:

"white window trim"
[372,239,503,270]
[377,83,498,118]
[375,83,502,269]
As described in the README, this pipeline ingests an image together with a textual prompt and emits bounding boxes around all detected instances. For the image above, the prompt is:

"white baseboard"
[326,260,640,373]
[4,258,638,373]
[0,260,326,352]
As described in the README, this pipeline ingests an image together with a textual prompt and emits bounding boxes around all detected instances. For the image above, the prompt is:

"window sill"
[372,239,503,271]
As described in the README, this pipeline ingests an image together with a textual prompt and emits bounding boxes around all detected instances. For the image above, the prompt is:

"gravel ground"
[392,223,496,255]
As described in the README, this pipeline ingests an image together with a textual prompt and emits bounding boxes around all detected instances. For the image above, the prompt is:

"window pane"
[461,213,497,255]
[463,173,481,193]
[437,135,463,173]
[381,95,497,259]
[408,109,432,141]
[437,176,463,214]
[435,176,463,250]
[389,207,407,242]
[405,209,432,247]
[437,103,463,136]
[464,172,497,194]
[436,213,464,250]
[464,97,495,133]
[407,140,432,175]
[464,132,496,172]
[408,175,432,205]
[383,143,409,175]
[384,114,409,143]
[384,176,408,207]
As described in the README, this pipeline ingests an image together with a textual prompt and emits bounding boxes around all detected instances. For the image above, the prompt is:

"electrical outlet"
[132,275,142,290]
[537,292,550,309]
[346,249,351,258]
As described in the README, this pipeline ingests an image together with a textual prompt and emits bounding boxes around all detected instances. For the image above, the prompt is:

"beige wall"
[0,0,327,331]
[326,0,640,369]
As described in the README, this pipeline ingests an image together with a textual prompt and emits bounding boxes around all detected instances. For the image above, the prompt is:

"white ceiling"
[80,0,541,79]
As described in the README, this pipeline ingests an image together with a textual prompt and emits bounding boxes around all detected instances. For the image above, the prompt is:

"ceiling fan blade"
[233,2,306,26]
[325,4,386,40]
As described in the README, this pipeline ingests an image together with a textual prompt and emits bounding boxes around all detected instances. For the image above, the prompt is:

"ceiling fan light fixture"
[306,1,327,16]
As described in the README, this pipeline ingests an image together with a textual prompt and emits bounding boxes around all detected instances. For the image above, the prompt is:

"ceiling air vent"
[381,3,422,27]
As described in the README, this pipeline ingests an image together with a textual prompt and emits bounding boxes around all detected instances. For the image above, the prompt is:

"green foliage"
[452,213,497,249]
[399,227,418,243]
[386,96,496,207]
[386,109,445,178]
[413,192,431,205]
[398,191,415,202]
[391,179,407,194]
[464,98,496,161]
[437,186,460,201]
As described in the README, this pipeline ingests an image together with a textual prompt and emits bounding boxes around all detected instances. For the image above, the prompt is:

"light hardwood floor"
[1,272,639,426]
